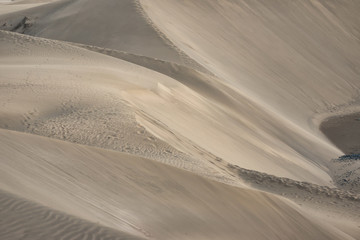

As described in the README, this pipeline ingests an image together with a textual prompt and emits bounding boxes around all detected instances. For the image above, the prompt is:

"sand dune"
[0,190,145,240]
[140,0,360,177]
[0,30,234,185]
[1,0,353,185]
[0,3,45,15]
[140,0,360,120]
[0,129,347,240]
[1,0,360,239]
[0,0,203,69]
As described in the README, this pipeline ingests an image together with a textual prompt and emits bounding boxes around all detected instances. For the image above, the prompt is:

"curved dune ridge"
[0,0,360,239]
[138,0,360,182]
[0,0,205,70]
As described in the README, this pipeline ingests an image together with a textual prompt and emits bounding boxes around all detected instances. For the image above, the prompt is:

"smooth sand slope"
[1,0,352,185]
[0,190,145,240]
[0,0,360,239]
[0,0,203,69]
[0,27,359,240]
[0,129,346,240]
[140,0,360,179]
[0,2,47,15]
[0,28,357,240]
[0,30,233,184]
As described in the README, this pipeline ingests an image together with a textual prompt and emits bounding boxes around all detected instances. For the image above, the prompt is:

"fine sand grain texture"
[1,0,360,239]
[0,190,146,240]
[0,129,348,240]
[0,30,236,185]
[0,0,203,69]
[139,0,360,174]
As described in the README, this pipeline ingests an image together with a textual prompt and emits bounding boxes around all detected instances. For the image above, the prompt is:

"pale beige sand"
[139,0,360,181]
[0,30,235,185]
[0,0,360,239]
[1,0,350,185]
[0,2,47,15]
[0,129,348,240]
[0,0,202,69]
[0,28,358,240]
[0,190,145,240]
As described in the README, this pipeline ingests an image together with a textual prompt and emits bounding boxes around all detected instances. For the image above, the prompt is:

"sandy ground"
[0,190,145,240]
[1,128,349,240]
[320,113,360,193]
[0,0,360,239]
[321,113,360,155]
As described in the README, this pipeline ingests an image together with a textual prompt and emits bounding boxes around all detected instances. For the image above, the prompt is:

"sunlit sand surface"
[0,0,359,239]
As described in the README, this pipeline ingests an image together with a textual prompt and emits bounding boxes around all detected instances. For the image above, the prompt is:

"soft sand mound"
[0,29,335,185]
[127,0,360,183]
[0,190,145,240]
[0,30,231,184]
[0,0,201,68]
[0,2,45,15]
[0,29,355,240]
[140,0,360,121]
[0,129,344,240]
[2,0,357,186]
[1,0,360,238]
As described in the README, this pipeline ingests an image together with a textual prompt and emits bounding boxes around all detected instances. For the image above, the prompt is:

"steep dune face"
[1,0,360,239]
[0,0,199,67]
[0,29,355,240]
[0,30,230,184]
[135,0,360,181]
[74,43,335,184]
[140,0,360,121]
[1,0,351,185]
[0,129,344,240]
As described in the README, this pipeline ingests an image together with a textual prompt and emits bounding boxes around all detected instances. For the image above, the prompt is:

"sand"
[321,113,360,155]
[320,113,360,193]
[0,0,360,239]
[2,128,349,240]
[0,190,145,240]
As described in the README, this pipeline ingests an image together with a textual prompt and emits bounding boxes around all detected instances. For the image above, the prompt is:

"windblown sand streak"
[0,0,360,239]
[0,190,145,240]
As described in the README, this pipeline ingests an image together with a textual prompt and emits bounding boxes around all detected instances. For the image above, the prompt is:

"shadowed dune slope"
[0,29,336,185]
[0,190,145,240]
[0,129,345,240]
[129,0,360,181]
[140,0,360,123]
[3,0,358,187]
[0,28,236,186]
[2,0,360,185]
[0,0,201,68]
[0,1,360,239]
[0,29,355,240]
[0,30,237,184]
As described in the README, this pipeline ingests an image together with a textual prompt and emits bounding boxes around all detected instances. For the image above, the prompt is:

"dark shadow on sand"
[320,113,360,155]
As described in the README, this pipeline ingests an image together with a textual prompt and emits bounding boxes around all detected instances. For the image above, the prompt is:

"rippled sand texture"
[0,0,360,239]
